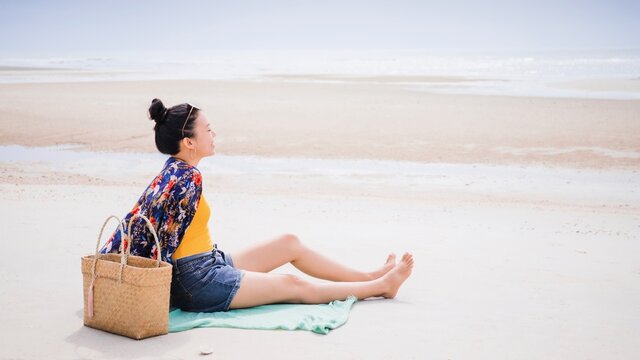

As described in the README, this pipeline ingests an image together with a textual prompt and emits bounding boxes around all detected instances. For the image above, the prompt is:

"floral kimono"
[100,156,202,265]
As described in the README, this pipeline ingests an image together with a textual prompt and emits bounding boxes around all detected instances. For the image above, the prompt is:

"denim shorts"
[170,246,245,312]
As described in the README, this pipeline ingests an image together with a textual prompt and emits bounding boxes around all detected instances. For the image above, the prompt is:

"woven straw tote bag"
[81,214,172,340]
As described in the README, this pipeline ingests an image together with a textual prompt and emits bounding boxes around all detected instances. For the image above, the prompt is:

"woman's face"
[190,111,216,157]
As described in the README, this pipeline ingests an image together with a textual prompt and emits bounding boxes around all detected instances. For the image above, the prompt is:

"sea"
[0,48,639,99]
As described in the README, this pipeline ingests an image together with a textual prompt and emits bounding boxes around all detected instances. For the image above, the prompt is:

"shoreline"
[2,144,638,216]
[3,140,640,170]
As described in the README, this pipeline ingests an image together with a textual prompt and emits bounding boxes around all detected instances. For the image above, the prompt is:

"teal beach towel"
[169,295,357,335]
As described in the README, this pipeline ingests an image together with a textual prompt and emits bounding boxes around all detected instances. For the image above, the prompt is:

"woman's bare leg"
[231,234,396,282]
[229,253,414,309]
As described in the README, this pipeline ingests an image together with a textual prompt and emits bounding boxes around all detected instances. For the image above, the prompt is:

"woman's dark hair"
[148,98,200,155]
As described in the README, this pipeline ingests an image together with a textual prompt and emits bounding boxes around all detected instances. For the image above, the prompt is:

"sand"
[1,79,639,168]
[0,79,639,359]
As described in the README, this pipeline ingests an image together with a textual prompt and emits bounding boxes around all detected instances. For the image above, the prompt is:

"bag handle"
[91,215,126,281]
[123,213,163,269]
[88,215,126,318]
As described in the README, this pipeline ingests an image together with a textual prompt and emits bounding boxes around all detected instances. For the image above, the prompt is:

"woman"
[100,98,414,313]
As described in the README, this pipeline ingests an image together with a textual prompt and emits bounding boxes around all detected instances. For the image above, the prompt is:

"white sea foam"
[0,49,639,99]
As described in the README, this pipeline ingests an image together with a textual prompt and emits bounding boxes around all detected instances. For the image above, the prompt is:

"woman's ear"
[181,137,192,149]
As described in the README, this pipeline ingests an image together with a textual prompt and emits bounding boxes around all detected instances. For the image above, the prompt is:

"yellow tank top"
[173,193,214,260]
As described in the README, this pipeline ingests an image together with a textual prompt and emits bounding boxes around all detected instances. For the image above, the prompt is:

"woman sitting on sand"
[100,98,414,312]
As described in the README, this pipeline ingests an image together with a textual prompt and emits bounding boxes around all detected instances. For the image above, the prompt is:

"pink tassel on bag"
[88,280,95,318]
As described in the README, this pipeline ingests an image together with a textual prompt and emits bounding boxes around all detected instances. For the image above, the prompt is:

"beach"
[1,75,639,359]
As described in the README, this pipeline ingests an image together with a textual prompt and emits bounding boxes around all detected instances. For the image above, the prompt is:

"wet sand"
[0,79,639,168]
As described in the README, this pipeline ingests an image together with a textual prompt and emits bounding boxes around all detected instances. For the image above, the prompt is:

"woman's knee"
[277,233,302,250]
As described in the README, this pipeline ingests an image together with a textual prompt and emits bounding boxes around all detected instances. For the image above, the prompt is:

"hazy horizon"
[1,0,639,55]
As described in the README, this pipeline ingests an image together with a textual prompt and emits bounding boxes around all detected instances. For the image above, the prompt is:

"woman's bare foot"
[369,253,396,280]
[380,252,414,299]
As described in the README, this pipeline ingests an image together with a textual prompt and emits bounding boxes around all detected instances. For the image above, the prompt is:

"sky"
[0,0,639,54]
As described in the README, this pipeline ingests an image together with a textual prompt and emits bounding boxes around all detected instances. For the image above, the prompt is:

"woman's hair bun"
[148,98,168,123]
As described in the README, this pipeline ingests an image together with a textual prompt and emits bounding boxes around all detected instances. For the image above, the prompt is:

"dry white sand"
[0,79,639,359]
